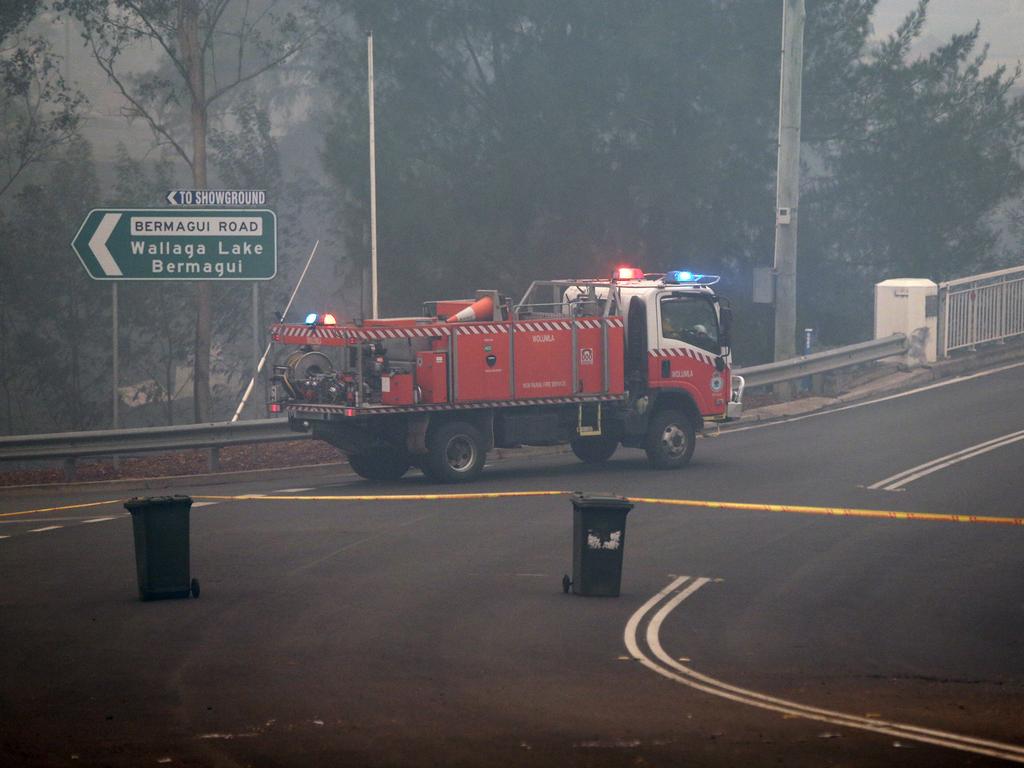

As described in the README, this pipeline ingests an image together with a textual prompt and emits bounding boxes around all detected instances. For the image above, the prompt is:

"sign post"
[72,209,277,281]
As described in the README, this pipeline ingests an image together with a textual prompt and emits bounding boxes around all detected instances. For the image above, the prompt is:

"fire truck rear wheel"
[645,409,695,469]
[348,449,411,482]
[570,434,619,464]
[424,422,486,483]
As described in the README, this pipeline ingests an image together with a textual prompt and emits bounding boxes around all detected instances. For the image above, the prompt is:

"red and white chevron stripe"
[455,324,509,335]
[649,346,717,367]
[272,316,624,343]
[289,392,626,417]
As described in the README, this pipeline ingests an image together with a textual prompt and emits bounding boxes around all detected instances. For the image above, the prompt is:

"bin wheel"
[190,578,200,598]
[562,574,572,594]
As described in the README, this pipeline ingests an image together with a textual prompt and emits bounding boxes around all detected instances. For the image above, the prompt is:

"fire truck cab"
[268,267,743,483]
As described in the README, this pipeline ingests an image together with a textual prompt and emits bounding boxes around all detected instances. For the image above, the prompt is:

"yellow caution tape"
[193,490,568,503]
[0,499,124,518]
[5,491,1012,527]
[193,490,1023,527]
[624,496,1024,527]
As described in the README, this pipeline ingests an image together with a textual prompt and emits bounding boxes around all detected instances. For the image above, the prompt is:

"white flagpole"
[368,32,379,319]
[231,239,320,422]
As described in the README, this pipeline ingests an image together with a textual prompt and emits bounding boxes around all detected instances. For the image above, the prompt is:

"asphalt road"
[2,363,1023,767]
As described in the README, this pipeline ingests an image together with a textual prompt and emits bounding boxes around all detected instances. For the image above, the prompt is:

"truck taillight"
[269,403,281,413]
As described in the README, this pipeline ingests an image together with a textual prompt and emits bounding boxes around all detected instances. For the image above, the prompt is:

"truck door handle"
[661,360,670,378]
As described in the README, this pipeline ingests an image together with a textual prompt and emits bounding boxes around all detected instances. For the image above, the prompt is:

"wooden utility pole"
[772,0,806,377]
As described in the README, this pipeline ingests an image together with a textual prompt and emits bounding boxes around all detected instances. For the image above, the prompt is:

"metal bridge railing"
[735,334,907,389]
[940,265,1024,357]
[0,419,305,481]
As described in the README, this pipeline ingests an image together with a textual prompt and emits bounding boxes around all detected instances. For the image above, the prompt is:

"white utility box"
[874,278,938,365]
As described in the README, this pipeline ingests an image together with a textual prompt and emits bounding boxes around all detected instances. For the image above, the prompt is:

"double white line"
[870,427,1024,491]
[625,576,1024,763]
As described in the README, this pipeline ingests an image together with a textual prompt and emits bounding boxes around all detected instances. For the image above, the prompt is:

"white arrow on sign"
[88,213,123,276]
[166,190,178,205]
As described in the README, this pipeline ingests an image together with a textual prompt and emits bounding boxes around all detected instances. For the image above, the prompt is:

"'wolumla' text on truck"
[268,266,744,482]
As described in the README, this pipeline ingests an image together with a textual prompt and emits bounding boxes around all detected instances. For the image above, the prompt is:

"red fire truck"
[268,267,743,482]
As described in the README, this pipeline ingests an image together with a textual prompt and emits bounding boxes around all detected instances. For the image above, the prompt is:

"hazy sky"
[872,0,1024,75]
[61,1,1024,166]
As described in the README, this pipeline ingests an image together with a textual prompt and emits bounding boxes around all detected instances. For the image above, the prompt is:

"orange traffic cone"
[445,295,494,322]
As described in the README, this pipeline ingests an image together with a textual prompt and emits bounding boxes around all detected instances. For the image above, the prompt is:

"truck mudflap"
[287,393,627,420]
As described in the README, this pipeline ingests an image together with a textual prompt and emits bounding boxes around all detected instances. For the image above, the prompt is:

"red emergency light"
[614,266,644,281]
[322,312,338,326]
[269,403,281,413]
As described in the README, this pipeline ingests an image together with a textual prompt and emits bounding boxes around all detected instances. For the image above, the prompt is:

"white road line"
[191,501,219,507]
[625,577,1024,763]
[0,534,9,540]
[81,516,118,524]
[869,428,1024,491]
[726,360,1024,435]
[273,487,314,493]
[28,525,63,533]
[624,575,691,662]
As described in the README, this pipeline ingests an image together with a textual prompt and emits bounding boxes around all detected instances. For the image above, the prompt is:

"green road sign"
[72,208,276,280]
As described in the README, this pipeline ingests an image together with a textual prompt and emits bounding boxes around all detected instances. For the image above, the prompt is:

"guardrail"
[0,333,910,481]
[735,334,908,388]
[939,265,1024,357]
[0,418,305,481]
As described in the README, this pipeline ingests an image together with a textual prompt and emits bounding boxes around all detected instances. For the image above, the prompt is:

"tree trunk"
[178,0,211,422]
[0,275,13,434]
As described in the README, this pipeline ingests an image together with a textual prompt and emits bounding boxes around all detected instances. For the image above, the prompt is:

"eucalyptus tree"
[58,0,320,421]
[0,0,84,201]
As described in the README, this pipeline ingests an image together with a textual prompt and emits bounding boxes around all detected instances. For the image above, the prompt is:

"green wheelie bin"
[124,495,200,601]
[563,492,634,597]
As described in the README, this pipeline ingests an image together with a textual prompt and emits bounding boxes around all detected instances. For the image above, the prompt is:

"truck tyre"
[644,409,695,470]
[570,434,618,464]
[424,422,486,483]
[348,449,410,482]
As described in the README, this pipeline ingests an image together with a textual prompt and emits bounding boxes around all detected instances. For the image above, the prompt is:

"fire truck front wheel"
[348,449,411,482]
[645,409,696,470]
[424,422,487,483]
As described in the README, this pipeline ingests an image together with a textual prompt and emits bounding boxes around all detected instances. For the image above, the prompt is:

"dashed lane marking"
[190,501,219,507]
[0,499,122,518]
[273,487,314,493]
[28,525,63,533]
[81,516,118,524]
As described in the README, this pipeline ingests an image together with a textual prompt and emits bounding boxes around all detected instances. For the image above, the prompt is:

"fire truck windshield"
[660,295,719,353]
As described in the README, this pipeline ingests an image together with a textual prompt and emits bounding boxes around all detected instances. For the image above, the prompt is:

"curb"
[0,445,573,495]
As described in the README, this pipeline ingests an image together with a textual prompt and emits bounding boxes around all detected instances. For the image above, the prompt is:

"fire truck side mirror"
[719,306,733,350]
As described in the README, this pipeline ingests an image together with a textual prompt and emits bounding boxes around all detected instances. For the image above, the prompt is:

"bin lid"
[124,495,193,513]
[570,491,634,512]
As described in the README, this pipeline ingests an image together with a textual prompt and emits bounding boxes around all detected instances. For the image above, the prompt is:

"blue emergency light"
[664,270,720,286]
[304,312,319,325]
